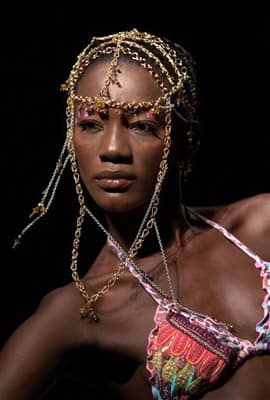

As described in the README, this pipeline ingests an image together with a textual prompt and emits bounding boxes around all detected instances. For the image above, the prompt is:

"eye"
[129,121,160,136]
[77,120,103,134]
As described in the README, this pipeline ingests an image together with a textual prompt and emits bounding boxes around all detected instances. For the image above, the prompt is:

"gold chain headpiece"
[13,28,200,321]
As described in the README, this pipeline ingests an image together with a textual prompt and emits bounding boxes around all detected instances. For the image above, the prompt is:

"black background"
[1,4,269,398]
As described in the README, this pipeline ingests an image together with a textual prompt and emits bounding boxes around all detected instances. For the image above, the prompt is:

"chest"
[178,237,264,342]
[84,232,265,359]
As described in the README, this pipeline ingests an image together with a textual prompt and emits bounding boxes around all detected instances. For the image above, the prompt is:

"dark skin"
[0,61,269,400]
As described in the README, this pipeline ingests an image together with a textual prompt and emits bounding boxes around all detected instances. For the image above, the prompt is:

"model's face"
[73,61,166,214]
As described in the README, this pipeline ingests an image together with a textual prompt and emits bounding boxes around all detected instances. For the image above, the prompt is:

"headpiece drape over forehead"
[13,29,201,321]
[61,28,198,124]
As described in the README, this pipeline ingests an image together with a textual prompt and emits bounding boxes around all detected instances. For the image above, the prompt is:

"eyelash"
[77,121,101,133]
[77,120,160,136]
[129,121,159,136]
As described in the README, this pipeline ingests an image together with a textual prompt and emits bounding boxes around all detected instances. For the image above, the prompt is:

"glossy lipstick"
[94,171,135,191]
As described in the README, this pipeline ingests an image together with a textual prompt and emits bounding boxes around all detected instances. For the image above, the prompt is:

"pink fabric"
[108,215,270,399]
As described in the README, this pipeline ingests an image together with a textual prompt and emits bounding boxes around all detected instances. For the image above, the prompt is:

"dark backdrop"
[1,5,269,399]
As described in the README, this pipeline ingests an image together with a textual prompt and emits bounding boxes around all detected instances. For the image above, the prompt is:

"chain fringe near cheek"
[13,28,200,323]
[66,103,172,322]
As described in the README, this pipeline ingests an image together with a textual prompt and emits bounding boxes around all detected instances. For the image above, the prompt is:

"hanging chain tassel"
[12,140,69,249]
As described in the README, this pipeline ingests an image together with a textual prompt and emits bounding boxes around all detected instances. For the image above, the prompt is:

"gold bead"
[60,83,68,91]
[32,202,46,215]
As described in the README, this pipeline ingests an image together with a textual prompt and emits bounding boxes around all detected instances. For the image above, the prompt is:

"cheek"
[135,146,165,206]
[72,138,94,182]
[74,141,88,162]
[73,132,92,159]
[138,143,164,178]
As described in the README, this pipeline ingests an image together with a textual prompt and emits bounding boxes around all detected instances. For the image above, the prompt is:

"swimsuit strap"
[189,208,270,349]
[107,238,171,310]
[189,208,266,265]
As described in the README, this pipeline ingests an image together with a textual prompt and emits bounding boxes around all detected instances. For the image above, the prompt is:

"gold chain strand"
[65,105,134,322]
[12,30,199,323]
[61,29,196,322]
[66,101,172,321]
[79,260,127,321]
[12,140,69,248]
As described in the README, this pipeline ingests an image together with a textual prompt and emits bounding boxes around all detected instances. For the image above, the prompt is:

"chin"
[90,192,150,215]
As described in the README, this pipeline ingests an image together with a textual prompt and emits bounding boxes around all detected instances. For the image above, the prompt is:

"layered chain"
[13,29,199,323]
[63,30,185,321]
[66,99,172,321]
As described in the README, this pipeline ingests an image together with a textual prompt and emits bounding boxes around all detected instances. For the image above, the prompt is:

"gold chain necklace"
[81,206,176,322]
[67,96,172,322]
[78,259,127,321]
[73,165,169,323]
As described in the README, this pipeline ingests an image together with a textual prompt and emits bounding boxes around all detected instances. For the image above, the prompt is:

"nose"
[99,122,132,164]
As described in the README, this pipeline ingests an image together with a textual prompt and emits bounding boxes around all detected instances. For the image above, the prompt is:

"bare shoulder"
[0,285,82,358]
[226,192,270,229]
[0,283,91,399]
[189,193,270,259]
[192,193,270,226]
[218,193,270,260]
[37,283,90,347]
[39,283,81,315]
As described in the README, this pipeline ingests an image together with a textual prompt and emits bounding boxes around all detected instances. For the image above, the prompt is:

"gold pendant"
[80,305,99,322]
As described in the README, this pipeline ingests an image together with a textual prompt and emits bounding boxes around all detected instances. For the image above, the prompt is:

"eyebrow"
[76,108,164,124]
[124,110,162,121]
[76,109,109,120]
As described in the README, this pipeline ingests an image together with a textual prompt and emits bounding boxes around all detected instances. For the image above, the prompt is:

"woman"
[1,28,269,399]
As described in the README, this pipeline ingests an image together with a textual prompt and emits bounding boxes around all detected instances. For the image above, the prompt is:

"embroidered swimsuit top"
[108,214,270,400]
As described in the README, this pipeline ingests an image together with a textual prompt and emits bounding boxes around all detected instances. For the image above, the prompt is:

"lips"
[94,170,136,191]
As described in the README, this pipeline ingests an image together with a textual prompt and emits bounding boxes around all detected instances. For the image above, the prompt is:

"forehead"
[76,61,163,103]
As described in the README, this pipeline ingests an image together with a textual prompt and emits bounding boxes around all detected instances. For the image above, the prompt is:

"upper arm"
[0,285,86,399]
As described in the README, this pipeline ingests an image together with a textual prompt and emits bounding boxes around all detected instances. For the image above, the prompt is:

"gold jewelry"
[79,260,127,322]
[64,29,179,320]
[13,139,69,248]
[66,107,171,321]
[13,29,200,322]
[62,29,193,120]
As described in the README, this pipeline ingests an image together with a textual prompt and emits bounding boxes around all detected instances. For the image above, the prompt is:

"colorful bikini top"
[108,214,270,400]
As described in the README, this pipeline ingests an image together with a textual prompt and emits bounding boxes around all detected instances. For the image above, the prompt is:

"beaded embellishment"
[147,306,237,399]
